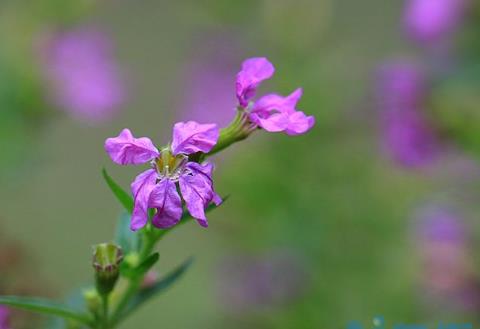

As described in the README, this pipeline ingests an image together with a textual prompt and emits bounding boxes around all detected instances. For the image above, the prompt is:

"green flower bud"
[92,243,123,296]
[83,288,101,315]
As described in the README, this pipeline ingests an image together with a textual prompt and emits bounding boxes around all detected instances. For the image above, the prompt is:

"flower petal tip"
[105,128,159,165]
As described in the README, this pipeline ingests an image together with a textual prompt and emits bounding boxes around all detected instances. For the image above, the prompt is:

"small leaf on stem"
[102,168,134,213]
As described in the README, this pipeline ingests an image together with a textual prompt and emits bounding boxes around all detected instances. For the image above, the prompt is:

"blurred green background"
[1,0,480,328]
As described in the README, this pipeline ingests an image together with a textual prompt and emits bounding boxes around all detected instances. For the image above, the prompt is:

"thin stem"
[109,228,161,327]
[100,295,109,329]
[206,109,256,157]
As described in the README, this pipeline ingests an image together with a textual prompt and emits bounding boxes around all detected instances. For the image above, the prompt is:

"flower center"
[153,148,187,181]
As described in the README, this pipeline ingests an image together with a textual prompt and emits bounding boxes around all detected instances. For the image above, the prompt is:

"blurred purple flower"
[414,204,480,311]
[416,205,466,244]
[179,60,237,127]
[216,251,308,313]
[177,32,244,127]
[105,122,221,231]
[404,0,468,44]
[42,27,124,123]
[377,61,439,168]
[236,57,315,136]
[0,306,10,329]
[141,270,159,289]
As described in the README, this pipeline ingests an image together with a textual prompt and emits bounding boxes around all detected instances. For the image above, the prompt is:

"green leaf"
[0,296,92,325]
[135,252,160,276]
[102,168,134,213]
[121,252,159,279]
[115,212,140,254]
[119,257,193,322]
[45,288,90,329]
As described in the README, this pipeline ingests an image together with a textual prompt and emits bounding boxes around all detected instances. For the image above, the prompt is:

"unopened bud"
[83,289,101,314]
[92,243,123,296]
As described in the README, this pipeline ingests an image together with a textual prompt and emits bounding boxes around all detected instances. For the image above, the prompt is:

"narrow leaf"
[119,257,193,321]
[135,252,160,276]
[0,296,92,325]
[45,288,90,329]
[115,212,139,254]
[120,253,159,279]
[102,168,134,213]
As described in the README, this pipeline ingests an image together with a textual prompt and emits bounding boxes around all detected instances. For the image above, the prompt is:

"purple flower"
[404,0,468,44]
[377,62,439,167]
[43,27,124,123]
[413,204,480,311]
[105,122,221,231]
[236,57,315,136]
[178,53,239,127]
[0,306,11,329]
[415,205,466,244]
[216,251,308,313]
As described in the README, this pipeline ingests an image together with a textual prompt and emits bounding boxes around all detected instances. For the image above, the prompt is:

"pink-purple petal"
[186,161,214,177]
[105,128,159,165]
[250,112,290,132]
[248,88,314,135]
[149,179,183,229]
[285,111,316,136]
[186,162,223,206]
[187,162,223,206]
[170,121,219,155]
[236,57,275,107]
[252,88,303,116]
[130,169,158,231]
[179,162,220,227]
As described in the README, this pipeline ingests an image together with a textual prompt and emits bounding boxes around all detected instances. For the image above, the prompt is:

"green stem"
[205,109,256,158]
[109,228,161,328]
[100,295,109,329]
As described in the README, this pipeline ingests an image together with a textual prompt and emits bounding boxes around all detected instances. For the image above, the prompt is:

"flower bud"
[83,289,102,315]
[141,270,159,289]
[92,243,123,296]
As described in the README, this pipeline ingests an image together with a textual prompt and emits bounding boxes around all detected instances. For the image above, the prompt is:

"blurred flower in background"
[41,27,125,123]
[0,306,11,329]
[377,61,439,168]
[413,204,480,313]
[0,224,48,328]
[404,0,469,46]
[216,250,309,314]
[177,32,242,127]
[0,2,115,182]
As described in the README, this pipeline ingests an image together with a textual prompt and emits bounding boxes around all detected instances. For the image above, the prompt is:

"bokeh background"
[1,0,480,328]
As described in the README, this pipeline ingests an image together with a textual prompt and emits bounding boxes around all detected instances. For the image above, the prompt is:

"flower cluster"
[105,57,314,231]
